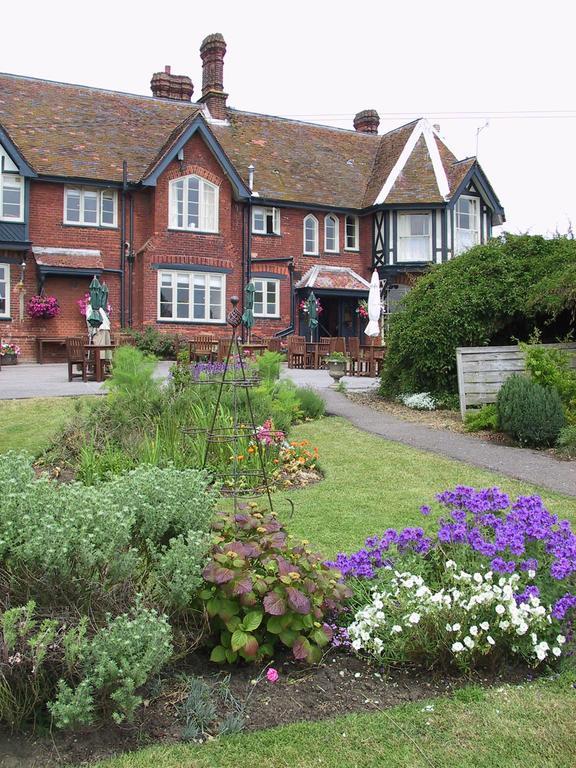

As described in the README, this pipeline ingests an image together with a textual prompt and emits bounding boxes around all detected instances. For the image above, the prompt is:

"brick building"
[0,33,505,360]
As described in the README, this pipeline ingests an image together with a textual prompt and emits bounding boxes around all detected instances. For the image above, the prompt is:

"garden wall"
[456,343,576,419]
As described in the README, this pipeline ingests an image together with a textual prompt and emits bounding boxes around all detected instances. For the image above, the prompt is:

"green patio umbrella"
[306,291,319,341]
[242,281,255,340]
[87,276,106,328]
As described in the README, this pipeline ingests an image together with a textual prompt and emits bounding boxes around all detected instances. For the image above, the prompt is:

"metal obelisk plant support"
[200,296,274,513]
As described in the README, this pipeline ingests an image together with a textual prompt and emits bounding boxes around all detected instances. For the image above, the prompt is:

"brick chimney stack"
[150,66,194,101]
[199,33,228,120]
[353,109,380,134]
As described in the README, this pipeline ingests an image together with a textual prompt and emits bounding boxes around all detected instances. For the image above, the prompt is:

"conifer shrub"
[496,374,565,447]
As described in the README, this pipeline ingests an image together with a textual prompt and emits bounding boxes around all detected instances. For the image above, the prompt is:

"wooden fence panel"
[456,343,576,420]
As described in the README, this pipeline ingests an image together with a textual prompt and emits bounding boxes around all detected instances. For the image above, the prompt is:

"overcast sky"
[3,0,575,234]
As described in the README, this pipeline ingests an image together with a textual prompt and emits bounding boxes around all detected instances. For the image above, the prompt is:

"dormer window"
[252,206,280,235]
[64,187,117,227]
[345,214,359,251]
[169,175,219,233]
[0,174,24,222]
[324,214,339,253]
[303,214,319,255]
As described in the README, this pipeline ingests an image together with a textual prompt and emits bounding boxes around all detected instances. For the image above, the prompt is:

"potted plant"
[326,351,348,385]
[0,341,21,365]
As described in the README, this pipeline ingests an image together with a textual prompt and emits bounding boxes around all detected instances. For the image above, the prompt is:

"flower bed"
[330,486,576,671]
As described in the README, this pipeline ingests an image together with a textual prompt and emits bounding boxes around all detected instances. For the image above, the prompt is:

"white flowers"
[408,612,421,624]
[391,625,403,634]
[398,392,437,410]
[487,636,496,645]
[452,642,464,652]
[495,604,506,615]
[463,636,475,649]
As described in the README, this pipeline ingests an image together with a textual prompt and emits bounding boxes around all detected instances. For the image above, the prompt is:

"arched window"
[169,174,219,232]
[303,214,319,255]
[324,214,339,253]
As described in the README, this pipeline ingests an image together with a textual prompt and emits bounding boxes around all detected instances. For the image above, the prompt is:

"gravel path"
[321,388,576,497]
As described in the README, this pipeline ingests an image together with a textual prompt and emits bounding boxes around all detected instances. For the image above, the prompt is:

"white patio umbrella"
[364,269,381,337]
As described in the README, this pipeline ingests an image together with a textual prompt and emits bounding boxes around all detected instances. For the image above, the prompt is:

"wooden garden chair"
[66,337,88,382]
[287,336,306,369]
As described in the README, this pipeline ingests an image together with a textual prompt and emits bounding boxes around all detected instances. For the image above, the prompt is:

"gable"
[0,142,18,173]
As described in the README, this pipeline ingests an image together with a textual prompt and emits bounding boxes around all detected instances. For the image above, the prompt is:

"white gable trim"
[295,264,371,290]
[374,121,423,205]
[0,143,19,173]
[424,121,450,200]
[374,119,450,205]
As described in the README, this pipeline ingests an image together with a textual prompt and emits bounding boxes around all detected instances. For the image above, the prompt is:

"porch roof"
[32,247,104,273]
[295,265,371,292]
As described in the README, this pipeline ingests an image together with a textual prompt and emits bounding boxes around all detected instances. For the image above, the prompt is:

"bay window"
[0,174,24,221]
[345,214,359,250]
[252,206,280,235]
[158,270,225,322]
[253,278,280,317]
[169,175,219,233]
[324,214,339,253]
[0,263,9,317]
[64,187,117,227]
[303,214,319,255]
[455,196,480,255]
[397,213,432,262]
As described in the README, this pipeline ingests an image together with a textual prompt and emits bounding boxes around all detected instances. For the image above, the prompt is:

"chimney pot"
[151,67,193,101]
[353,109,380,134]
[199,32,228,120]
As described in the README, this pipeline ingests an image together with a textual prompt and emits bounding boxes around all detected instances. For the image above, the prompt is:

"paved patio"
[280,367,379,391]
[0,362,172,400]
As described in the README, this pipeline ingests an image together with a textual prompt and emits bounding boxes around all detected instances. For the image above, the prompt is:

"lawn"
[2,398,575,768]
[0,397,84,455]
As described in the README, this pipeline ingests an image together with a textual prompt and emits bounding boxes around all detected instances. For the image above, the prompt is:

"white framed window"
[455,195,480,255]
[303,214,319,255]
[0,263,9,318]
[324,214,339,253]
[0,174,24,222]
[158,270,225,322]
[345,214,359,250]
[64,187,118,227]
[253,278,280,317]
[169,175,219,233]
[397,213,432,262]
[252,206,280,235]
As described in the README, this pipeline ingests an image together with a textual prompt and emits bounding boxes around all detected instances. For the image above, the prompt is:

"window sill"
[252,232,282,238]
[0,218,24,224]
[167,228,221,236]
[62,223,118,230]
[254,315,281,320]
[157,318,226,325]
[0,316,13,322]
[344,247,360,253]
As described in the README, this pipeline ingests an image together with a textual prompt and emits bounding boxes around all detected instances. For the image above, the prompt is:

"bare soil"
[0,651,535,768]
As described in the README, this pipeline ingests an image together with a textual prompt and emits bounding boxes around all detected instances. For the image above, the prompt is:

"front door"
[315,295,360,338]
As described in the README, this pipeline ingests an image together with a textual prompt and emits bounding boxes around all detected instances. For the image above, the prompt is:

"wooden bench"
[37,337,67,364]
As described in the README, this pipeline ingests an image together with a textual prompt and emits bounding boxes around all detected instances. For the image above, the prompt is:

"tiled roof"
[33,246,104,271]
[0,74,199,182]
[0,72,487,209]
[295,265,370,291]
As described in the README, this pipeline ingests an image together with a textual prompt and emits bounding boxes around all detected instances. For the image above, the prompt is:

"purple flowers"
[27,295,60,319]
[552,593,576,620]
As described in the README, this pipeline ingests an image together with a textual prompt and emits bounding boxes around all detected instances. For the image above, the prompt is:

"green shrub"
[200,508,351,665]
[496,374,565,447]
[125,326,178,359]
[380,234,576,396]
[556,425,576,456]
[522,337,576,422]
[464,404,500,432]
[48,606,173,728]
[294,387,325,420]
[254,350,283,382]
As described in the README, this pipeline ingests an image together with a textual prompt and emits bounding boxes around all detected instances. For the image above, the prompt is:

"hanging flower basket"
[27,295,60,319]
[77,292,112,317]
[299,298,323,315]
[355,299,369,319]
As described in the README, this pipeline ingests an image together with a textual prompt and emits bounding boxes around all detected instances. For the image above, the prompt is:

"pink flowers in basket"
[27,295,60,319]
[0,341,21,357]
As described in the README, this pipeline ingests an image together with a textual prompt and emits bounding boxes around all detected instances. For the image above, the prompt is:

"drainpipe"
[120,161,127,328]
[127,193,135,327]
[240,201,246,341]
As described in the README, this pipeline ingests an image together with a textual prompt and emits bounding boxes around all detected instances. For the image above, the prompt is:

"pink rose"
[266,668,279,683]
